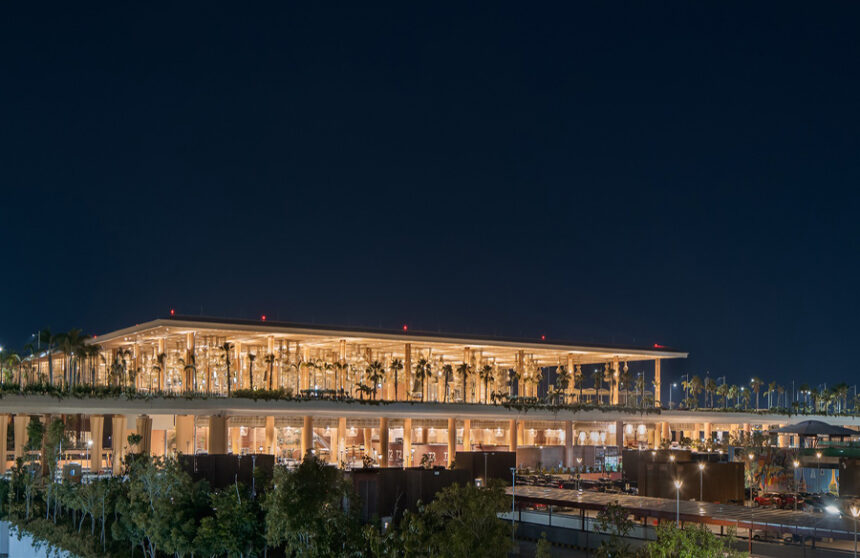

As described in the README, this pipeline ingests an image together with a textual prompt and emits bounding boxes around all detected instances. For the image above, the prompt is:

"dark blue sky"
[1,3,859,390]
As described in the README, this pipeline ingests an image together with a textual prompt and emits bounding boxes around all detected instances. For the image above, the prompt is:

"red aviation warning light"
[540,334,546,341]
[170,308,175,317]
[261,315,267,321]
[402,324,408,333]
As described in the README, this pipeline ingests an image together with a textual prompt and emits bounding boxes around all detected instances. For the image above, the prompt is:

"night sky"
[2,3,859,391]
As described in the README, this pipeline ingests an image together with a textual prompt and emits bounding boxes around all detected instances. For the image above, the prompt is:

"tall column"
[778,424,788,448]
[329,422,340,465]
[230,426,241,455]
[516,350,525,397]
[112,415,127,475]
[209,415,228,454]
[743,423,751,443]
[157,338,166,391]
[704,422,712,442]
[508,419,518,452]
[90,415,104,472]
[615,421,624,448]
[462,419,471,451]
[175,415,195,455]
[135,415,152,455]
[403,418,413,467]
[185,332,195,392]
[379,417,389,467]
[517,421,525,446]
[654,359,662,407]
[404,343,412,400]
[302,416,314,459]
[265,416,276,455]
[0,414,8,474]
[564,420,574,467]
[611,361,620,405]
[363,427,373,457]
[337,417,347,466]
[661,421,670,443]
[267,336,277,390]
[447,417,456,467]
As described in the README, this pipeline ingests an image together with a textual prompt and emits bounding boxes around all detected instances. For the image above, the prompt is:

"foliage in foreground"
[641,522,746,558]
[1,451,513,558]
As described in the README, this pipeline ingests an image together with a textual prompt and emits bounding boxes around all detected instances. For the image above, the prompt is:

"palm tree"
[413,358,430,401]
[554,365,571,405]
[247,353,256,391]
[389,358,403,400]
[263,353,275,390]
[574,365,583,403]
[741,387,751,409]
[592,367,604,405]
[704,377,717,408]
[776,384,785,408]
[619,364,631,407]
[726,385,738,408]
[37,329,56,385]
[220,343,233,396]
[634,374,645,407]
[366,360,386,400]
[456,362,471,403]
[440,364,453,402]
[507,367,520,399]
[477,364,494,404]
[716,383,729,409]
[766,381,776,409]
[689,375,703,409]
[750,377,763,409]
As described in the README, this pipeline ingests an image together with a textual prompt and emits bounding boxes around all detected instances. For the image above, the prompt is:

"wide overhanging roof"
[775,420,857,437]
[90,315,687,366]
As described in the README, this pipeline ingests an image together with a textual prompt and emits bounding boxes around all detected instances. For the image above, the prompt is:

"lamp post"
[851,506,860,558]
[86,439,93,471]
[748,453,755,554]
[576,457,583,491]
[698,462,705,501]
[670,383,678,409]
[510,467,516,545]
[816,451,822,492]
[793,460,800,511]
[674,479,683,527]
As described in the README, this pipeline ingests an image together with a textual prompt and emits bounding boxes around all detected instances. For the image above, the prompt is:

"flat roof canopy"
[90,315,687,367]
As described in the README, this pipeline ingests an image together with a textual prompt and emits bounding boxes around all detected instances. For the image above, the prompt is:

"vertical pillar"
[267,336,278,390]
[516,350,525,397]
[404,343,412,400]
[517,421,525,446]
[337,417,347,466]
[402,418,412,468]
[462,419,471,451]
[0,414,8,474]
[704,422,712,443]
[743,423,751,443]
[508,419,518,452]
[329,422,339,465]
[209,415,228,454]
[379,417,389,467]
[111,415,127,475]
[265,416,276,455]
[654,359,662,407]
[615,421,624,448]
[175,415,195,455]
[135,415,152,455]
[661,421,670,443]
[778,424,788,448]
[363,427,373,457]
[611,361,620,405]
[156,339,166,391]
[185,332,195,392]
[90,415,104,472]
[447,417,456,467]
[302,416,313,459]
[230,426,241,455]
[564,420,573,467]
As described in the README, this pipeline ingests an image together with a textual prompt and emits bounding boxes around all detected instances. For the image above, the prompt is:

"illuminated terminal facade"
[0,316,853,474]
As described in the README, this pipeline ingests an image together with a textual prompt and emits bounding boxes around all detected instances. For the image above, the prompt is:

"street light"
[851,506,860,558]
[816,451,822,491]
[793,460,800,511]
[576,457,583,491]
[510,467,517,545]
[674,479,683,527]
[670,383,678,409]
[698,462,705,501]
[747,453,755,553]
